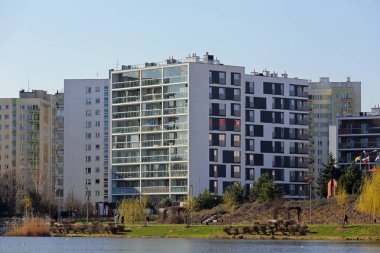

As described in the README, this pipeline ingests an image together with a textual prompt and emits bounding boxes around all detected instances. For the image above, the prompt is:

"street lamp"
[85,186,89,224]
[189,185,193,225]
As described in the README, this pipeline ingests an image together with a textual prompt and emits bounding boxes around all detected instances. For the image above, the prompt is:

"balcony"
[141,109,162,117]
[141,155,169,163]
[112,187,140,194]
[112,96,140,104]
[141,125,162,132]
[141,140,162,147]
[141,78,162,86]
[338,128,380,135]
[112,126,140,134]
[164,107,188,115]
[171,186,187,193]
[163,122,187,131]
[142,94,162,101]
[338,142,379,149]
[112,156,140,164]
[163,75,187,84]
[171,171,188,177]
[112,111,140,119]
[113,172,140,179]
[113,142,140,149]
[163,92,187,100]
[112,80,140,89]
[141,186,169,193]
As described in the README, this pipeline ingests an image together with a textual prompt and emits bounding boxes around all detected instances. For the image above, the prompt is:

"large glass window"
[231,73,241,86]
[142,69,162,86]
[163,65,187,83]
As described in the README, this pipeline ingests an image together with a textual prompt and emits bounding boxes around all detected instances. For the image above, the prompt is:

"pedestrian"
[121,216,124,224]
[114,214,119,225]
[344,214,348,226]
[146,216,150,225]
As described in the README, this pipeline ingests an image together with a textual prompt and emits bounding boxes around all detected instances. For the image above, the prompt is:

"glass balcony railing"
[112,142,140,149]
[142,94,162,101]
[141,125,162,132]
[163,107,188,115]
[163,75,187,84]
[112,156,140,164]
[112,111,140,119]
[112,96,140,104]
[141,140,162,147]
[142,109,162,117]
[171,186,187,192]
[171,170,188,177]
[141,78,162,86]
[141,171,169,178]
[112,80,140,89]
[163,122,187,131]
[163,92,187,100]
[113,172,140,179]
[112,187,140,194]
[141,155,169,163]
[141,186,169,193]
[112,126,140,134]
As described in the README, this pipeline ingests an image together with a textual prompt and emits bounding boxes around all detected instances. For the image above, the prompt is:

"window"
[95,179,100,184]
[209,149,218,162]
[233,151,241,163]
[85,167,91,174]
[246,139,254,151]
[95,167,100,173]
[85,133,91,139]
[231,165,240,178]
[95,144,100,150]
[232,135,241,147]
[95,190,100,196]
[219,104,226,116]
[86,87,92,93]
[85,144,91,151]
[85,121,91,128]
[95,110,100,115]
[95,87,100,92]
[219,134,226,147]
[219,119,226,131]
[245,82,254,94]
[231,103,241,117]
[95,156,100,161]
[86,110,92,117]
[85,179,91,186]
[95,132,100,138]
[86,98,91,105]
[231,73,241,86]
[233,120,240,131]
[233,88,240,101]
[85,156,91,162]
[95,121,100,127]
[209,71,226,84]
[95,98,100,104]
[218,88,226,100]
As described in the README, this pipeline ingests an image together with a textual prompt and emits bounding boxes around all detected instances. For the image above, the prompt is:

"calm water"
[0,237,380,253]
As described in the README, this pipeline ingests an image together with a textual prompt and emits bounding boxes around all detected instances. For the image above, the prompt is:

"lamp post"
[189,185,193,225]
[85,186,89,224]
[71,185,74,218]
[309,178,314,224]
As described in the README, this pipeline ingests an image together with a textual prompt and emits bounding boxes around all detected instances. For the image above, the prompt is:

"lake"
[0,237,380,253]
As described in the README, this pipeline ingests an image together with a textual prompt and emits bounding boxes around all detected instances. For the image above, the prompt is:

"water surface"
[1,237,380,253]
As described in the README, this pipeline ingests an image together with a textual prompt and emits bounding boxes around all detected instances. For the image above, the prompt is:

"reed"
[6,217,51,236]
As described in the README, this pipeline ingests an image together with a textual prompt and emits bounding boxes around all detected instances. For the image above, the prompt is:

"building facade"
[63,79,109,208]
[332,107,380,169]
[0,90,60,214]
[308,77,361,189]
[110,53,309,204]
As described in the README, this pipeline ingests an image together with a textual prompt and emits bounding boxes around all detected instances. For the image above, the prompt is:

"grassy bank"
[68,223,380,241]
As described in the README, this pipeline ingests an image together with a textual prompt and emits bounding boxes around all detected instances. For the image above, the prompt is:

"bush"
[223,226,231,235]
[252,224,260,234]
[242,226,251,234]
[158,198,172,208]
[193,190,220,211]
[6,218,50,237]
[223,184,244,207]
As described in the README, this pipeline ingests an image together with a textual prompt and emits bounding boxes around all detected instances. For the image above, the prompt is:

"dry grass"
[6,218,51,236]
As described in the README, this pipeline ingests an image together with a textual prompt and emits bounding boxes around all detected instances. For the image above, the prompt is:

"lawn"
[95,223,380,240]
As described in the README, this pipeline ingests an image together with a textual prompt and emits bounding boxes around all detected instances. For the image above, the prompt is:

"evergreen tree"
[249,173,282,203]
[316,152,343,198]
[193,189,220,211]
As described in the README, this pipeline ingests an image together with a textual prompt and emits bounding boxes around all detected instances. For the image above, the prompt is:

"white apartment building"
[64,79,109,208]
[110,53,309,204]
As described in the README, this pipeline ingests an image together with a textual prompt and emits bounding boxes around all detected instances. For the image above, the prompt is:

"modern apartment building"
[331,106,380,169]
[110,53,309,204]
[0,90,60,214]
[308,77,361,188]
[63,79,109,208]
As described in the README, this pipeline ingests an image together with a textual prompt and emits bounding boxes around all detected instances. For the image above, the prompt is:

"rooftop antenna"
[96,73,99,79]
[115,59,119,70]
[28,80,30,92]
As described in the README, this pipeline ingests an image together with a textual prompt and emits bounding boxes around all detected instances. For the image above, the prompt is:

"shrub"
[193,190,220,211]
[249,173,282,203]
[6,218,50,237]
[223,184,244,207]
[232,227,239,235]
[223,226,231,235]
[252,224,260,234]
[242,226,251,234]
[260,225,267,235]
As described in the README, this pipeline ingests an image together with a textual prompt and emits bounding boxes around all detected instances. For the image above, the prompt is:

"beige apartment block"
[0,90,61,214]
[308,77,361,193]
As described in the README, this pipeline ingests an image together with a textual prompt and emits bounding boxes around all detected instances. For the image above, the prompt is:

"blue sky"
[0,0,379,110]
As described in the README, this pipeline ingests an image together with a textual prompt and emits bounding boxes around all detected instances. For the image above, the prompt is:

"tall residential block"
[110,53,309,204]
[308,77,361,187]
[0,90,60,214]
[64,79,109,208]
